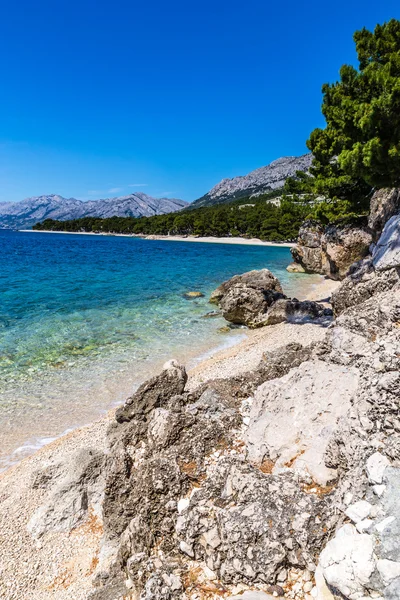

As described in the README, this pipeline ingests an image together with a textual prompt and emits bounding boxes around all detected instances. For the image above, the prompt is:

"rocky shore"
[1,191,400,600]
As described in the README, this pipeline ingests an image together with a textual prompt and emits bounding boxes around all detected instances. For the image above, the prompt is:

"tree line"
[33,194,312,242]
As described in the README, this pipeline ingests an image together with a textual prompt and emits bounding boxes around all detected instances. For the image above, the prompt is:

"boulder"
[263,298,332,326]
[209,269,284,305]
[27,448,105,538]
[321,224,373,280]
[368,188,400,238]
[291,221,373,280]
[291,246,323,274]
[319,524,375,600]
[209,269,285,327]
[245,360,359,485]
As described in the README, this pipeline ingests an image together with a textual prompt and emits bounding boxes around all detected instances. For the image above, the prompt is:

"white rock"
[246,361,359,486]
[177,498,190,514]
[319,524,375,599]
[372,484,386,497]
[179,540,194,557]
[345,500,372,524]
[366,452,390,484]
[372,214,400,271]
[313,566,335,599]
[377,559,400,586]
[356,519,373,533]
[375,516,396,533]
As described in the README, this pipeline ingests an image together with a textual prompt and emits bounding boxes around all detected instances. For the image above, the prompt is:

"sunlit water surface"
[0,230,320,469]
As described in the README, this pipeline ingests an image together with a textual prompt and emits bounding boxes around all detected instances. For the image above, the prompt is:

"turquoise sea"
[0,230,316,469]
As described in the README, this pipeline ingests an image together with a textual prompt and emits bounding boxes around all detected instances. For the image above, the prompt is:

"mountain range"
[0,193,188,229]
[190,153,312,208]
[0,154,312,229]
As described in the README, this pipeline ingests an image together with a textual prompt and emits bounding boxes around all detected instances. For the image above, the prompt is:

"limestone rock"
[368,188,400,237]
[177,459,337,585]
[372,214,400,271]
[321,224,373,280]
[286,262,305,273]
[291,221,373,280]
[263,298,332,326]
[210,269,284,304]
[209,269,285,327]
[115,360,187,423]
[246,360,359,485]
[319,524,375,599]
[366,452,391,485]
[27,448,105,538]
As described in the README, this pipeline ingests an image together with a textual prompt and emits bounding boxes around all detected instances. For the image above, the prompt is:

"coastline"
[0,273,338,476]
[18,229,296,247]
[0,274,340,600]
[0,273,338,475]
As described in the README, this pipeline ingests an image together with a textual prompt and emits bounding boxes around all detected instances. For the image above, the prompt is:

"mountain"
[190,153,313,208]
[0,193,188,229]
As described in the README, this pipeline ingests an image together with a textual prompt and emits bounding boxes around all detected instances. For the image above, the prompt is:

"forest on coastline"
[34,20,400,241]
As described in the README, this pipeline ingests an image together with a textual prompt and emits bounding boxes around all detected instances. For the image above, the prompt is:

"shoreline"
[0,274,339,477]
[18,229,296,247]
[0,274,340,600]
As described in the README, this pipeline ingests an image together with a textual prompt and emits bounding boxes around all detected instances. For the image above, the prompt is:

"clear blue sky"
[0,1,399,203]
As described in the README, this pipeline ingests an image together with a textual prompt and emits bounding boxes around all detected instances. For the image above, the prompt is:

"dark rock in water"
[201,310,221,318]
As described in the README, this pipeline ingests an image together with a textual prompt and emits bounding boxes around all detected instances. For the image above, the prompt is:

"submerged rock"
[183,291,204,299]
[286,261,305,273]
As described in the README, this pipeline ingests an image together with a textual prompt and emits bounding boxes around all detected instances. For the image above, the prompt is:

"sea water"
[0,230,317,469]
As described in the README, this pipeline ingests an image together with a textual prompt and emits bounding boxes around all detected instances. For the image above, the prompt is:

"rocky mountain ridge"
[0,193,188,229]
[190,154,312,209]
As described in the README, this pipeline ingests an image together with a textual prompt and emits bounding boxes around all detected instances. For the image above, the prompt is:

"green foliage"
[33,193,312,242]
[307,19,400,205]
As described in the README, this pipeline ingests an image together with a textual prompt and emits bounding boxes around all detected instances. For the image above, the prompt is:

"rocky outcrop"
[210,269,331,328]
[368,188,400,238]
[290,221,373,280]
[332,214,400,315]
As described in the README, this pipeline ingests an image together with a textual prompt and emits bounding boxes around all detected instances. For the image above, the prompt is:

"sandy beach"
[19,229,296,247]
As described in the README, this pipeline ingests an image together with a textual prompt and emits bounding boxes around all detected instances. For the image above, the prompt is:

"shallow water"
[0,230,318,469]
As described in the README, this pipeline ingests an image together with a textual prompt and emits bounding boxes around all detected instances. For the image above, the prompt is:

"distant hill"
[0,193,188,229]
[190,154,312,208]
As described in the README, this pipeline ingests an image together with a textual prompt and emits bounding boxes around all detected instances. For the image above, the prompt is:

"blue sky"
[0,1,399,203]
